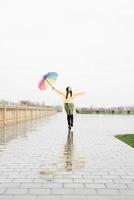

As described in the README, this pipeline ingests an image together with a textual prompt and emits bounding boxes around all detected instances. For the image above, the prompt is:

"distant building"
[55,105,63,112]
[20,100,31,106]
[0,100,9,105]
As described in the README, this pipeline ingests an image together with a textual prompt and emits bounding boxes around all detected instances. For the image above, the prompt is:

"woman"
[52,86,85,130]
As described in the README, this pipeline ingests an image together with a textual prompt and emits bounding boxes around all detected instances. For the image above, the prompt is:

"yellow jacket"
[53,87,85,104]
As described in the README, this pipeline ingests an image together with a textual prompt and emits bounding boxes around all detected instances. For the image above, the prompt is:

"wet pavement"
[0,113,134,200]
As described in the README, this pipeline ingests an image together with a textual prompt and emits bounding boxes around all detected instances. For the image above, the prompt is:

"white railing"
[0,105,57,126]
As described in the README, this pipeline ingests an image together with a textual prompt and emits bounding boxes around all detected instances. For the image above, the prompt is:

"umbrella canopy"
[38,72,58,90]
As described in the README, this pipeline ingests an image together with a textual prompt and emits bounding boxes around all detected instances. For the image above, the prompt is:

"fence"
[0,106,57,126]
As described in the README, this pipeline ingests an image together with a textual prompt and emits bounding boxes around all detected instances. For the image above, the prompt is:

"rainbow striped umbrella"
[38,72,58,90]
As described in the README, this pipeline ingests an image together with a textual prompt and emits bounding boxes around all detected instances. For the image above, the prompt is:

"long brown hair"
[66,87,72,99]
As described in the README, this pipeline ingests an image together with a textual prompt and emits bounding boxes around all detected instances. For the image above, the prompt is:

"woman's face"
[66,87,72,92]
[68,87,72,92]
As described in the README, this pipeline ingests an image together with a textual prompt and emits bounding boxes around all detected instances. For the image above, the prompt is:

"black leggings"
[67,114,73,127]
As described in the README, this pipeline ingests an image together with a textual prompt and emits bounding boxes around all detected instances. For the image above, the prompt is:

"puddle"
[39,130,85,177]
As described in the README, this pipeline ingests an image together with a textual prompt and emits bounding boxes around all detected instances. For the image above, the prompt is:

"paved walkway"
[0,113,134,200]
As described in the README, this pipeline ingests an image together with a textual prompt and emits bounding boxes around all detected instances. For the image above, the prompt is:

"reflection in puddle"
[0,122,29,145]
[64,130,74,171]
[0,118,46,147]
[0,116,85,178]
[0,124,27,145]
[64,130,85,171]
[40,130,85,177]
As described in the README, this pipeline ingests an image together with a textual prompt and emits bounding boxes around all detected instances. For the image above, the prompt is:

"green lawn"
[115,134,134,148]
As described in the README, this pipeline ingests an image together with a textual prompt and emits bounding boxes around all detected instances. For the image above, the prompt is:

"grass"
[115,134,134,148]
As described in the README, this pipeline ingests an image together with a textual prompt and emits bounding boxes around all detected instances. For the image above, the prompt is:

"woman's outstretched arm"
[73,91,85,97]
[52,86,65,96]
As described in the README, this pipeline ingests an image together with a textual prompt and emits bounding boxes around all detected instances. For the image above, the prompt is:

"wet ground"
[0,113,134,200]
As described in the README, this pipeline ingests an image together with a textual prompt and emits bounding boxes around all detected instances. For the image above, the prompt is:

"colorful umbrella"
[38,72,58,90]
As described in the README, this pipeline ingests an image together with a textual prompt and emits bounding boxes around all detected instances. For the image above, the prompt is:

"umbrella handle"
[46,79,52,87]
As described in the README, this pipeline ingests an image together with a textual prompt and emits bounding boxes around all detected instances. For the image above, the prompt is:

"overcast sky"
[0,0,134,107]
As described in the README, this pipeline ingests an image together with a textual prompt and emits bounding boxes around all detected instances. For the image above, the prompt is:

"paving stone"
[94,179,114,183]
[13,178,34,183]
[35,196,62,200]
[102,175,121,179]
[127,183,134,189]
[0,195,13,200]
[74,188,96,195]
[97,189,120,195]
[113,179,134,184]
[0,183,21,188]
[74,178,93,183]
[51,189,74,194]
[53,178,73,183]
[33,178,52,183]
[85,183,105,189]
[106,183,128,189]
[64,183,84,188]
[11,195,37,200]
[5,188,28,195]
[61,196,87,200]
[63,174,82,178]
[29,188,50,195]
[119,189,134,195]
[0,113,134,199]
[0,179,14,183]
[20,183,42,188]
[42,183,62,188]
[83,175,101,179]
[87,197,134,200]
[0,188,6,194]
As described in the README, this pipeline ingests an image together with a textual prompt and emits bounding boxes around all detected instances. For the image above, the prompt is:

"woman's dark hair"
[66,87,72,99]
